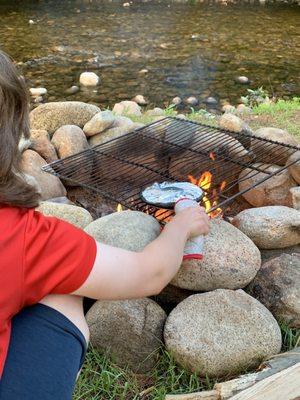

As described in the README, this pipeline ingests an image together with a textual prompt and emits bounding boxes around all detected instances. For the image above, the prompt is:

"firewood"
[229,363,300,400]
[165,390,220,400]
[214,347,300,399]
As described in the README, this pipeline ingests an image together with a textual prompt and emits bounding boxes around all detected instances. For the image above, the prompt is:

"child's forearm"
[140,218,190,289]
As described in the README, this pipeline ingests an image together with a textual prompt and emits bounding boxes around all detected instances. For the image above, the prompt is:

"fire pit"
[42,117,300,220]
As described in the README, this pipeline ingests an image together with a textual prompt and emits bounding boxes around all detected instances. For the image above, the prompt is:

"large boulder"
[247,254,300,328]
[232,206,300,249]
[251,127,298,165]
[51,125,89,158]
[287,151,300,184]
[164,289,282,377]
[239,164,297,207]
[36,201,93,229]
[86,298,166,373]
[83,110,115,137]
[113,100,142,117]
[171,219,261,291]
[21,150,66,200]
[30,101,100,135]
[84,211,161,251]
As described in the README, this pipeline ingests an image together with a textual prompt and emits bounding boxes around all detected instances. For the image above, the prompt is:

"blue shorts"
[0,303,87,400]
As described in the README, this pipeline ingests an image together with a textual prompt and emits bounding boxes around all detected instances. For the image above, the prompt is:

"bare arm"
[72,206,209,300]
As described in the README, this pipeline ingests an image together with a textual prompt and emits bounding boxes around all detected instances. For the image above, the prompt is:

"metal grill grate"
[42,117,300,221]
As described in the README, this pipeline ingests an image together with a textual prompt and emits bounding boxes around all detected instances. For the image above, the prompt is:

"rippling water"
[0,0,299,109]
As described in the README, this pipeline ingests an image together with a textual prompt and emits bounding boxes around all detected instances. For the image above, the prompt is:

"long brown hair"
[0,51,40,208]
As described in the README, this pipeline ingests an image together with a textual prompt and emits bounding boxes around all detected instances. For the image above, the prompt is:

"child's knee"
[39,294,90,344]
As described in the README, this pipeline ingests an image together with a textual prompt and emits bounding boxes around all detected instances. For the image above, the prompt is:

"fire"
[154,208,173,222]
[188,172,226,218]
[117,203,123,212]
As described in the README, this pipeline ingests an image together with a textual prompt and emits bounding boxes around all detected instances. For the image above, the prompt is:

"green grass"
[74,324,300,400]
[129,97,299,138]
[245,97,300,138]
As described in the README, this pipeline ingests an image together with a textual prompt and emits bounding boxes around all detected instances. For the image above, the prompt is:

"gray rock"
[236,76,249,84]
[86,298,166,373]
[30,101,100,135]
[171,219,261,291]
[205,96,218,105]
[113,100,142,117]
[247,254,300,328]
[79,72,100,86]
[21,150,66,200]
[30,87,47,97]
[145,107,165,117]
[287,151,300,184]
[239,164,297,207]
[232,206,300,249]
[51,125,89,158]
[132,95,148,105]
[260,245,300,263]
[171,96,182,106]
[83,111,115,137]
[252,127,299,166]
[36,201,93,229]
[185,96,199,106]
[65,85,79,95]
[164,289,281,377]
[84,210,161,251]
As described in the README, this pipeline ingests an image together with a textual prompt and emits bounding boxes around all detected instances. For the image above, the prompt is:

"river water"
[0,0,299,109]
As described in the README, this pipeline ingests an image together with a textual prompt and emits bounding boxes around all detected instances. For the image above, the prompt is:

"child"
[0,51,209,400]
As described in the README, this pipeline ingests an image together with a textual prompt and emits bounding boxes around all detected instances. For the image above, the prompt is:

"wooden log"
[165,389,220,400]
[229,363,300,400]
[214,347,300,399]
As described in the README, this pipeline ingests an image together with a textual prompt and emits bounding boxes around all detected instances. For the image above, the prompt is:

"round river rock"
[84,210,161,251]
[51,125,89,158]
[86,298,166,373]
[164,289,282,377]
[171,219,261,291]
[30,101,100,135]
[36,201,93,229]
[232,206,300,249]
[21,149,66,200]
[247,254,300,328]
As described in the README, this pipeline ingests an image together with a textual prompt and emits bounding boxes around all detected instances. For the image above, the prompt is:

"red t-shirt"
[0,205,97,378]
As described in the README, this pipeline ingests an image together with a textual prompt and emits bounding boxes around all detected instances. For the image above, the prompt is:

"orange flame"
[188,172,226,218]
[117,203,123,212]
